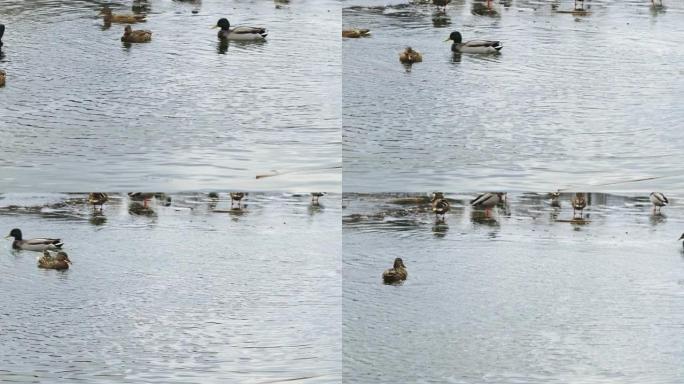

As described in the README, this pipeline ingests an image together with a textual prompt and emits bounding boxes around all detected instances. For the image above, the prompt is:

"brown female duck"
[101,6,146,24]
[121,26,152,43]
[399,47,422,64]
[38,250,72,270]
[382,258,408,284]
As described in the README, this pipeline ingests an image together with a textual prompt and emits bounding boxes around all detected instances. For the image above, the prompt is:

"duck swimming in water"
[431,192,450,221]
[399,47,423,64]
[571,193,587,218]
[342,28,370,38]
[382,258,407,284]
[6,228,63,252]
[230,192,245,208]
[100,6,146,24]
[88,193,109,211]
[121,25,152,43]
[214,18,267,41]
[445,31,502,54]
[38,250,71,270]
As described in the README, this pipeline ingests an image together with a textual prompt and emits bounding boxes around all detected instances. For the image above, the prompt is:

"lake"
[0,0,341,192]
[343,192,684,383]
[343,0,684,192]
[0,192,341,383]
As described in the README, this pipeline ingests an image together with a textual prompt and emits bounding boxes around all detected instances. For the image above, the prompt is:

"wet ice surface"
[0,192,341,383]
[343,0,684,192]
[0,0,341,191]
[343,192,684,383]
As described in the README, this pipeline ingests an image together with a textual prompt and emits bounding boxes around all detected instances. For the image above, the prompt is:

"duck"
[445,31,502,54]
[100,6,146,24]
[433,0,451,12]
[471,192,505,209]
[0,70,5,88]
[311,192,326,204]
[5,228,63,252]
[38,250,71,270]
[649,192,668,213]
[382,258,407,284]
[431,192,450,220]
[214,18,267,41]
[571,193,587,217]
[399,47,423,64]
[121,25,152,43]
[88,193,109,211]
[128,192,155,208]
[230,192,245,207]
[342,28,370,38]
[208,192,220,199]
[550,191,561,208]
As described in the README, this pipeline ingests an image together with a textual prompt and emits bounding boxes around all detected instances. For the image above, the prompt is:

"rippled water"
[0,0,341,191]
[343,192,684,383]
[0,192,341,383]
[343,0,684,192]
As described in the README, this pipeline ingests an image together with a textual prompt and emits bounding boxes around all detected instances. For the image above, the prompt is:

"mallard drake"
[88,193,109,210]
[38,250,71,270]
[311,192,326,204]
[382,258,407,284]
[214,18,267,41]
[571,193,587,217]
[471,192,505,209]
[121,25,152,43]
[342,28,370,38]
[446,31,502,54]
[431,192,450,220]
[100,6,146,24]
[6,228,63,252]
[433,0,451,12]
[230,192,245,207]
[399,47,422,64]
[0,70,5,88]
[649,192,668,213]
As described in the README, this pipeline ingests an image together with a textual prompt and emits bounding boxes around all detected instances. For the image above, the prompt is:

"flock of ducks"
[0,6,268,85]
[4,192,327,270]
[382,191,682,284]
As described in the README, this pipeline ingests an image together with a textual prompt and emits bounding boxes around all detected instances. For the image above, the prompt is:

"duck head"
[124,25,133,34]
[445,31,462,43]
[393,258,406,269]
[6,228,22,240]
[56,252,72,264]
[215,18,231,30]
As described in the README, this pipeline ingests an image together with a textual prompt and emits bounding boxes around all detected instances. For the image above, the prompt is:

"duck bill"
[211,25,219,29]
[444,38,452,42]
[4,235,10,239]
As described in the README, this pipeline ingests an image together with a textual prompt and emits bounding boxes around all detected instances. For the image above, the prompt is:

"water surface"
[0,0,341,191]
[343,192,684,383]
[343,0,684,191]
[0,192,341,383]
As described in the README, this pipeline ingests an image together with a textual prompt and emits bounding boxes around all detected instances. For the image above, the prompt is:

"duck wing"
[26,238,63,247]
[470,192,494,206]
[232,26,267,35]
[464,39,502,48]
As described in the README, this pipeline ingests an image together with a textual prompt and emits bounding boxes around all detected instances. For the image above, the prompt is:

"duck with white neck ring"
[213,18,267,41]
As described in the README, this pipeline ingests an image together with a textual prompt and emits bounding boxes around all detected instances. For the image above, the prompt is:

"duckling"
[399,47,422,64]
[342,28,370,38]
[88,193,109,211]
[230,192,245,208]
[38,250,71,270]
[431,192,450,220]
[383,258,408,284]
[649,192,668,213]
[121,25,152,43]
[311,192,326,205]
[445,31,502,54]
[571,193,587,217]
[214,18,267,41]
[433,0,451,12]
[0,70,5,88]
[100,6,147,24]
[5,228,63,252]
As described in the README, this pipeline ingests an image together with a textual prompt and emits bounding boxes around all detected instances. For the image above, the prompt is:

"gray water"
[343,192,684,383]
[0,192,341,383]
[0,0,341,192]
[343,0,684,192]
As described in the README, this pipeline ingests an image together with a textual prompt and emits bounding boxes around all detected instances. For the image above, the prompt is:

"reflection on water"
[0,0,341,191]
[343,192,684,383]
[0,192,341,383]
[343,0,684,191]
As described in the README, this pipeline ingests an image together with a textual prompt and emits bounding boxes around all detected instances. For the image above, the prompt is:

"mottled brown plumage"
[382,258,407,284]
[38,250,71,270]
[121,25,152,43]
[399,47,423,64]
